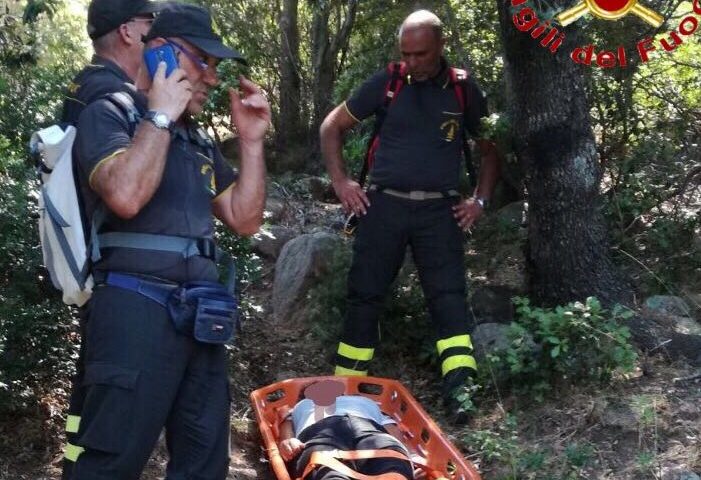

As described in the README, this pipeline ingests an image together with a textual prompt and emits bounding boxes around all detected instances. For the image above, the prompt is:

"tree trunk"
[495,0,632,307]
[309,0,358,168]
[276,0,307,171]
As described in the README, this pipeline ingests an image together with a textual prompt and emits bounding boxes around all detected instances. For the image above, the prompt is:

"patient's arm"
[384,423,426,480]
[384,423,406,445]
[278,418,306,462]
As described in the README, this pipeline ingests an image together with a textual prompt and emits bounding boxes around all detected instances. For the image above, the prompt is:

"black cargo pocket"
[78,362,140,454]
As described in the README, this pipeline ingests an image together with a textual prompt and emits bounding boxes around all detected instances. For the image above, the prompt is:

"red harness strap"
[360,62,472,187]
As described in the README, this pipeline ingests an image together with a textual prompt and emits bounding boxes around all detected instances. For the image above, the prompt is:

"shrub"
[0,141,77,414]
[485,296,637,400]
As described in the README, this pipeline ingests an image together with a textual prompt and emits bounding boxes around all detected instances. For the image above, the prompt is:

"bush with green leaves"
[0,139,78,414]
[485,297,637,399]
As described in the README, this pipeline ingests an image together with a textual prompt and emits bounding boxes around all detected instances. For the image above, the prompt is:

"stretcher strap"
[299,449,410,480]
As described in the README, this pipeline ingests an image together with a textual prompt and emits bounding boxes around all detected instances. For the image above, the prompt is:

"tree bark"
[495,0,632,307]
[309,0,358,167]
[277,0,306,161]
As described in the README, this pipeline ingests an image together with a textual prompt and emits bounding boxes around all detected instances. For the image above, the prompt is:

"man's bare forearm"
[321,124,348,183]
[91,122,170,218]
[473,141,501,200]
[227,139,266,235]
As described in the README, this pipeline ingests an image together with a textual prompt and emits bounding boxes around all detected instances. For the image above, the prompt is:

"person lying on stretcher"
[278,379,418,480]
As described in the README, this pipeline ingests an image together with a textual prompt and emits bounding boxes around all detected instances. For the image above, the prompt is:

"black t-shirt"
[75,93,237,283]
[346,61,488,191]
[61,56,136,125]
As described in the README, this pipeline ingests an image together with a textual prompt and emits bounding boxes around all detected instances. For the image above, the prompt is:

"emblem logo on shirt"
[201,164,216,196]
[440,119,460,142]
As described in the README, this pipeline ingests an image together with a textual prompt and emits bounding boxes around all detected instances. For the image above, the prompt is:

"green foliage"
[564,442,594,469]
[0,140,77,414]
[341,128,371,181]
[463,415,520,463]
[485,297,637,400]
[214,228,264,320]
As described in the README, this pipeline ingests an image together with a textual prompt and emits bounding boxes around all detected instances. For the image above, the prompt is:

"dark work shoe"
[443,381,480,425]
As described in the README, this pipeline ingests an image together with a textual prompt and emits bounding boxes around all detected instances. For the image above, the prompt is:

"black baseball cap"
[88,0,164,40]
[143,3,246,63]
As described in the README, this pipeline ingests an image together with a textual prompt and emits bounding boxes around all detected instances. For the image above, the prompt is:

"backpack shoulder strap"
[449,66,471,112]
[104,91,141,136]
[449,67,478,188]
[358,62,407,187]
[382,61,406,106]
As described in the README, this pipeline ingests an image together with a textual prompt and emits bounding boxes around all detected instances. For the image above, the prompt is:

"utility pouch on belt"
[104,273,238,344]
[167,282,238,344]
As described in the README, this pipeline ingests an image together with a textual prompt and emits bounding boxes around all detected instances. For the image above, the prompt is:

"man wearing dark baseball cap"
[143,3,246,63]
[62,2,270,479]
[61,0,164,124]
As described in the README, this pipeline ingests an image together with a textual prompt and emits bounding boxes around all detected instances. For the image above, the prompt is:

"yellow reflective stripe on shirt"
[212,181,236,203]
[436,334,473,355]
[342,101,361,124]
[335,365,367,376]
[441,355,477,376]
[65,415,81,433]
[337,342,374,362]
[88,148,127,190]
[64,443,85,462]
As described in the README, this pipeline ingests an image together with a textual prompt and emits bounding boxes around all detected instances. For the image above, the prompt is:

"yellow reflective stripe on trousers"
[441,355,477,376]
[64,443,85,462]
[436,334,473,355]
[335,365,367,376]
[65,414,81,433]
[337,342,374,362]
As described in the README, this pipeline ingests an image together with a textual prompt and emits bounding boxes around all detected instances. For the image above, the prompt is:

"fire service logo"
[511,0,701,68]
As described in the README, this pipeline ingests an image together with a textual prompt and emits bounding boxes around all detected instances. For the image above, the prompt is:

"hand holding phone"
[144,44,179,79]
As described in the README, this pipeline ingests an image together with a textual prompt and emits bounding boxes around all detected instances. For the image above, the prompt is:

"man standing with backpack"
[61,3,269,479]
[320,10,500,420]
[61,0,164,125]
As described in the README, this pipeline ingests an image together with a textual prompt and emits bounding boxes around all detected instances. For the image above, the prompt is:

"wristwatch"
[144,110,173,131]
[474,196,488,209]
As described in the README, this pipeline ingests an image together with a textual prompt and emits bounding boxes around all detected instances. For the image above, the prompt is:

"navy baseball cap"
[143,3,246,63]
[88,0,164,40]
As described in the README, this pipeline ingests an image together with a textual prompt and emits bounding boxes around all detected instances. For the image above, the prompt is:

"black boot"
[442,369,479,425]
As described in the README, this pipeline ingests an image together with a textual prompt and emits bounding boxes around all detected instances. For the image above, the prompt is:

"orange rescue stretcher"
[250,376,482,480]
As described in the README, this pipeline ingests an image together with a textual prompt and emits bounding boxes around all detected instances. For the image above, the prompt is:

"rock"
[470,286,517,324]
[495,200,527,227]
[307,176,336,202]
[591,399,639,432]
[251,226,295,260]
[264,197,287,224]
[228,466,258,480]
[471,323,511,363]
[272,232,342,323]
[471,322,536,363]
[668,315,701,336]
[661,467,700,480]
[644,295,692,317]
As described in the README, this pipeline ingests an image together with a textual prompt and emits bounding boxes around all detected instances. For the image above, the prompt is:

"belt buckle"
[409,190,425,201]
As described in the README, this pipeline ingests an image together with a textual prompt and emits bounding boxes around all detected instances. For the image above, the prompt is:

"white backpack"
[30,92,139,306]
[31,124,93,306]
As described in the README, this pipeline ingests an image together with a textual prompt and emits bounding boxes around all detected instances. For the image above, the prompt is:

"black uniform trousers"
[61,285,230,480]
[334,191,477,395]
[294,415,412,480]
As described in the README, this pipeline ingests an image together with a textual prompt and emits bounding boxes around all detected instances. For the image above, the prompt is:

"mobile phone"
[144,44,179,79]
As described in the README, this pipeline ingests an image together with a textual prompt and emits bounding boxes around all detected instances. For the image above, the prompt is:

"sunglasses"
[167,39,211,71]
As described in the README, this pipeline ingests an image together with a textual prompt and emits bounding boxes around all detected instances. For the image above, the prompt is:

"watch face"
[154,113,169,128]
